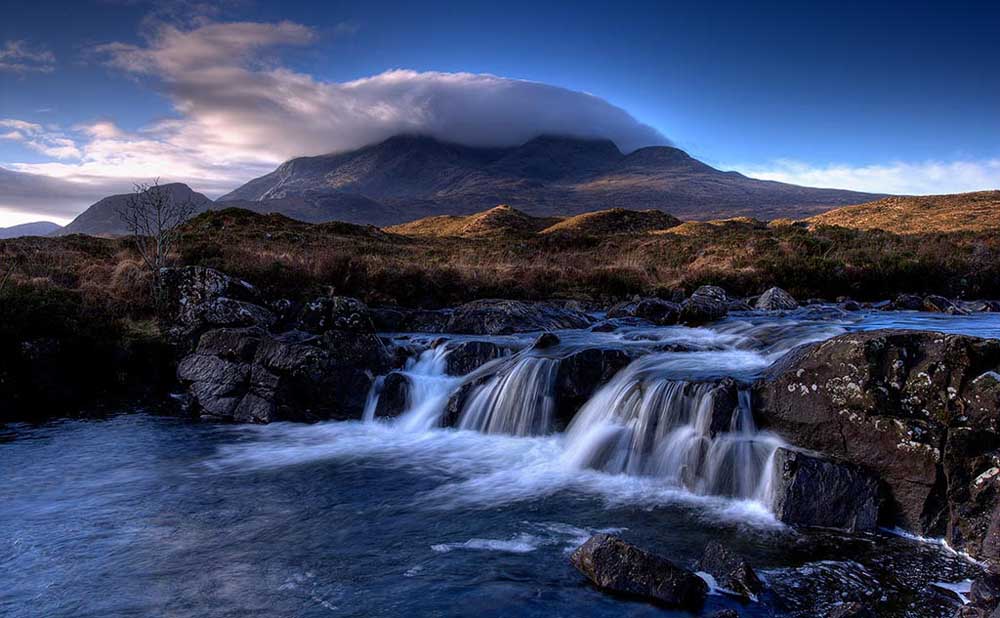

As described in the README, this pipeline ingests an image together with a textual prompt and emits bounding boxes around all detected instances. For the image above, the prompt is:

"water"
[3,308,999,617]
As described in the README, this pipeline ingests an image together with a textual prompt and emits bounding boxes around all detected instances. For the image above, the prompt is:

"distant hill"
[220,134,883,223]
[386,205,557,238]
[540,208,680,235]
[0,220,62,239]
[57,183,216,237]
[808,191,1000,234]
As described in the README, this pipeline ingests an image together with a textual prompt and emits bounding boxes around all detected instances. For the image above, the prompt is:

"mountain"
[0,220,63,239]
[57,183,216,236]
[219,134,884,223]
[808,191,1000,234]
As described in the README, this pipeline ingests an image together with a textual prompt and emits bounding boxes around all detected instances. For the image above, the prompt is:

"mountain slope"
[808,191,1000,234]
[386,205,557,238]
[57,184,216,237]
[0,220,63,239]
[220,134,884,223]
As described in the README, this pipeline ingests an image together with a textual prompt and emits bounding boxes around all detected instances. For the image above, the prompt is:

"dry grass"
[809,191,1000,234]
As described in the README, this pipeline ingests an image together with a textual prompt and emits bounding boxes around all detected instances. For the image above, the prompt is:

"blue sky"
[1,0,998,225]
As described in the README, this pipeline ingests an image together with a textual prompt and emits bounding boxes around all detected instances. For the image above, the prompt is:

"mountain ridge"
[0,220,63,239]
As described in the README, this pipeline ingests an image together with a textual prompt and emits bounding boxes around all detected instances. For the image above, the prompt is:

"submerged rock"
[681,285,731,325]
[754,330,1000,560]
[755,287,798,311]
[445,299,592,335]
[570,533,707,609]
[769,448,881,532]
[696,541,764,600]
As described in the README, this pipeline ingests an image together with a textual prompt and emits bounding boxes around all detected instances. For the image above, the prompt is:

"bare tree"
[0,257,15,296]
[116,179,197,295]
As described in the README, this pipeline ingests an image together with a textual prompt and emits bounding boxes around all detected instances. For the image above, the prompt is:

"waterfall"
[562,358,782,500]
[457,356,560,436]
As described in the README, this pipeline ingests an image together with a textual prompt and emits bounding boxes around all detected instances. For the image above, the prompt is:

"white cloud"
[0,119,81,159]
[734,159,1000,195]
[0,40,56,74]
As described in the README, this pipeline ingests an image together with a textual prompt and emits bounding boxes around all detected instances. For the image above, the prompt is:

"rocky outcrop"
[444,340,511,375]
[696,541,764,601]
[754,330,1000,560]
[769,448,881,532]
[371,372,410,419]
[445,299,592,335]
[159,266,275,344]
[570,533,707,609]
[296,296,376,333]
[553,347,634,428]
[755,287,798,311]
[956,573,1000,617]
[607,298,681,325]
[681,286,731,325]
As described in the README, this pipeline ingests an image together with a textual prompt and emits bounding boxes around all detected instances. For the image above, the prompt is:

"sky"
[0,0,998,227]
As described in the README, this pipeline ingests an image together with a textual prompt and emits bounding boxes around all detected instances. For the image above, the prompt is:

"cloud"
[0,40,56,74]
[0,119,82,159]
[733,159,1000,195]
[0,166,122,225]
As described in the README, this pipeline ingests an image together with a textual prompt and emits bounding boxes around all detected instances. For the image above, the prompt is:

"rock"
[893,293,925,310]
[532,332,561,349]
[754,330,1000,559]
[444,299,592,335]
[444,340,511,375]
[608,298,681,325]
[769,448,881,532]
[681,286,731,325]
[755,287,798,311]
[924,295,969,315]
[971,572,1000,608]
[590,320,617,332]
[826,602,877,618]
[709,611,739,618]
[297,296,376,334]
[839,300,862,312]
[178,326,391,423]
[372,372,409,418]
[570,533,707,609]
[554,348,634,428]
[159,266,273,342]
[696,541,764,600]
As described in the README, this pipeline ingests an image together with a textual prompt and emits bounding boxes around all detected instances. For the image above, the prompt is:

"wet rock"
[590,320,617,332]
[532,332,561,349]
[681,285,731,325]
[444,340,510,375]
[754,329,1000,559]
[755,287,799,311]
[709,611,739,618]
[893,293,925,310]
[372,372,409,418]
[924,295,969,315]
[839,300,862,312]
[554,348,633,428]
[697,541,764,600]
[445,299,592,335]
[297,296,376,334]
[178,326,391,424]
[607,298,681,325]
[770,448,881,532]
[971,572,1000,608]
[826,602,877,618]
[570,533,707,609]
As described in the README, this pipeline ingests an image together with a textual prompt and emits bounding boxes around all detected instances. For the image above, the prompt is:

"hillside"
[219,134,882,223]
[57,183,215,236]
[540,208,681,235]
[808,191,1000,234]
[385,205,557,237]
[0,220,62,239]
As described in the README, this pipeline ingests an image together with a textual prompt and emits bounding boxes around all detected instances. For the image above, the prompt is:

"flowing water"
[3,308,1000,617]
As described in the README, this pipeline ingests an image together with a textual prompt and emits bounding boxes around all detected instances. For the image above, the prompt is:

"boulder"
[754,330,1000,560]
[924,295,969,315]
[570,533,707,609]
[553,348,634,428]
[297,296,376,334]
[892,293,925,311]
[372,372,410,418]
[532,332,561,349]
[839,300,862,312]
[769,448,881,532]
[607,298,681,325]
[681,286,731,325]
[709,611,739,618]
[444,340,511,375]
[755,287,798,311]
[159,266,273,342]
[444,299,592,335]
[696,541,764,600]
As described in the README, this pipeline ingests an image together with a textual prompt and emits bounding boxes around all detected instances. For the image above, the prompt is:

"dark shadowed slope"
[0,221,62,239]
[220,134,883,223]
[808,191,1000,233]
[57,184,216,237]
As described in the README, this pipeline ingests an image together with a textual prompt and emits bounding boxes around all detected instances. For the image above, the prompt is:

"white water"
[458,356,559,436]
